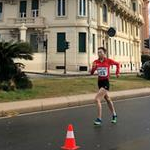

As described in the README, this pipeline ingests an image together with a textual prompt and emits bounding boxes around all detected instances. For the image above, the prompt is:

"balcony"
[31,10,39,18]
[6,17,46,28]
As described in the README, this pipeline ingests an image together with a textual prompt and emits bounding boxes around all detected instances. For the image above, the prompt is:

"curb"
[0,88,150,118]
[25,71,137,78]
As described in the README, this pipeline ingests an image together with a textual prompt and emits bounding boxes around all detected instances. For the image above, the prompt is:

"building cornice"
[1,0,17,5]
[1,0,51,5]
[97,0,144,26]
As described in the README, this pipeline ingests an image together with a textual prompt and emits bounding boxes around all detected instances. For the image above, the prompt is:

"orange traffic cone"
[61,124,80,150]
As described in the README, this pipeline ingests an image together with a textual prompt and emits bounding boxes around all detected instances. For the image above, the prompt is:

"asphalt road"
[0,96,150,150]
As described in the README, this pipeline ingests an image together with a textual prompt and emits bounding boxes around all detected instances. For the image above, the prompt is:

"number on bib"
[97,67,108,77]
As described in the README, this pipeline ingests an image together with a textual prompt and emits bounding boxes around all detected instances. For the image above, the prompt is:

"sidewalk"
[0,88,150,117]
[25,69,90,77]
[25,69,138,77]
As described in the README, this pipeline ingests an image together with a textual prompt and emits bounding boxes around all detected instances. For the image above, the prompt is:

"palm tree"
[0,41,33,90]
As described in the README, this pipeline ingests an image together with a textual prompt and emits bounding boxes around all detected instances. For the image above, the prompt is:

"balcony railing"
[31,9,39,17]
[19,10,39,18]
[20,12,26,18]
[7,17,46,28]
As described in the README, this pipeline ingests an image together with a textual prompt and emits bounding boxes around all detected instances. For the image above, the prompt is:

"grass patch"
[0,75,150,102]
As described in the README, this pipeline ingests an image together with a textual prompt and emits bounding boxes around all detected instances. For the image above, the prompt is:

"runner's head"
[98,47,107,59]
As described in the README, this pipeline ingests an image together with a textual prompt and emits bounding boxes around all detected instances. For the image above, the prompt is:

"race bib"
[97,67,108,77]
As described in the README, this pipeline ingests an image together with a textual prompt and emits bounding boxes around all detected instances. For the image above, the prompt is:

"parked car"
[142,60,150,79]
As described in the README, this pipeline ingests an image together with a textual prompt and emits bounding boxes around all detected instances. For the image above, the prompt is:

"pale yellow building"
[0,0,144,72]
[141,0,149,55]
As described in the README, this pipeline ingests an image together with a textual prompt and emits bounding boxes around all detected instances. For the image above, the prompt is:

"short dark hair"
[98,47,107,54]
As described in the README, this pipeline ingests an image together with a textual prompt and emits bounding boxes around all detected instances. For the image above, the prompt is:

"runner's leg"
[104,93,116,116]
[95,88,107,119]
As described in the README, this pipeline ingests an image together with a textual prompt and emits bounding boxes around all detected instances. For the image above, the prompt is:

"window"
[106,42,108,53]
[118,16,121,31]
[132,2,136,12]
[20,1,27,18]
[57,0,66,16]
[103,4,107,23]
[123,42,125,56]
[114,40,117,55]
[122,19,124,32]
[119,41,121,55]
[126,43,128,56]
[31,0,39,17]
[102,39,105,47]
[131,24,133,35]
[0,2,3,20]
[139,4,142,14]
[130,44,133,56]
[79,0,86,16]
[79,32,86,52]
[92,34,95,53]
[30,34,38,52]
[125,21,128,33]
[57,33,66,52]
[110,39,112,55]
[136,26,138,36]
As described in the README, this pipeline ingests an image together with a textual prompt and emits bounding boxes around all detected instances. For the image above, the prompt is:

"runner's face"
[98,49,105,58]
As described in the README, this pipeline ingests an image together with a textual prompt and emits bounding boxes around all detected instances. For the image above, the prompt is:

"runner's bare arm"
[91,61,97,75]
[109,59,120,77]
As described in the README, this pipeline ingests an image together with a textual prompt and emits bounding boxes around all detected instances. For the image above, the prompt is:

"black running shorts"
[98,79,109,91]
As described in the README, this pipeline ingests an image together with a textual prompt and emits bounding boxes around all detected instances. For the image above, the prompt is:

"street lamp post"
[64,49,67,74]
[64,41,70,74]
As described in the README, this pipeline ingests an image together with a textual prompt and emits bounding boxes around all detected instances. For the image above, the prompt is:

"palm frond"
[0,41,33,60]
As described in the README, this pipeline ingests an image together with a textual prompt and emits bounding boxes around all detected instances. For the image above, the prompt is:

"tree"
[0,41,33,91]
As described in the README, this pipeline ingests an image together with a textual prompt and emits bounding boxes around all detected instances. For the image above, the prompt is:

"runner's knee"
[95,95,102,103]
[95,88,106,103]
[99,87,106,93]
[104,95,111,104]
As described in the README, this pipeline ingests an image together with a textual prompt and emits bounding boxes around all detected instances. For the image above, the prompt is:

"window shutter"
[57,33,66,52]
[32,0,39,10]
[79,33,86,52]
[20,1,27,13]
[0,2,3,13]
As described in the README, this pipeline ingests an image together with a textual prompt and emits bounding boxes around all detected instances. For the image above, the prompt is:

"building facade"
[141,0,149,55]
[0,0,144,72]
